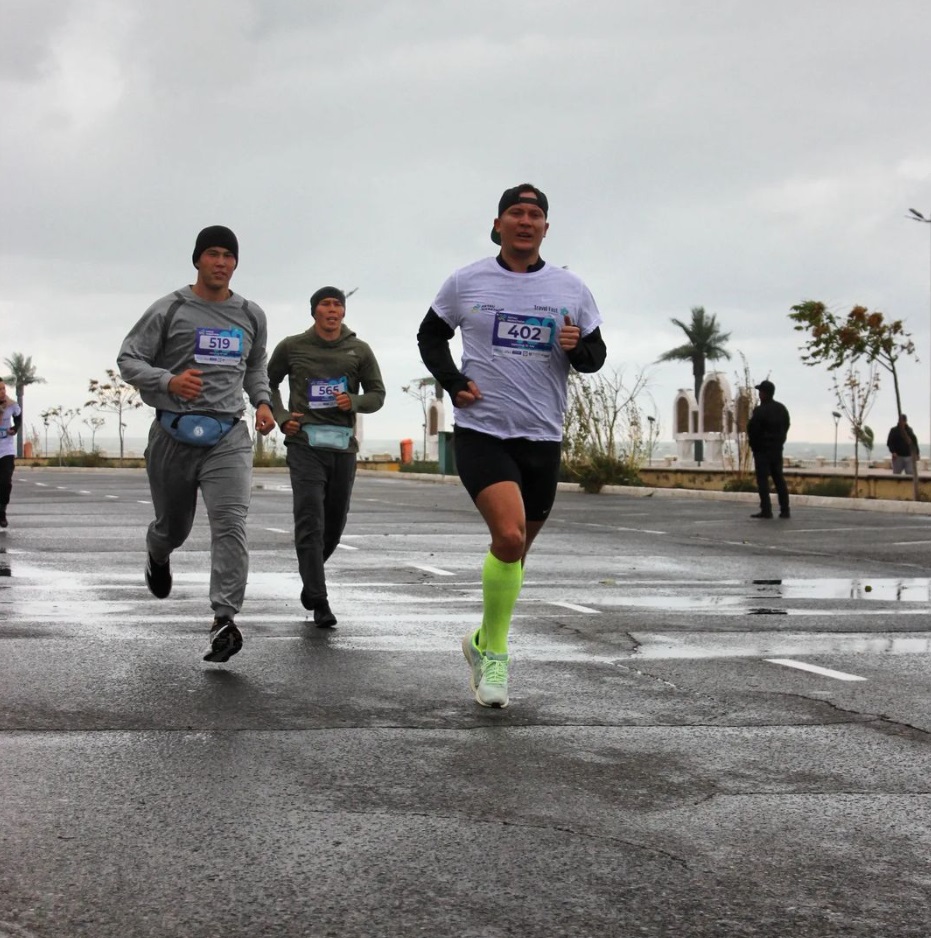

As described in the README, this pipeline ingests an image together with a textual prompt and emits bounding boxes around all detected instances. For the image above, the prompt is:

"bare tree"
[562,367,654,491]
[83,415,107,452]
[832,363,880,494]
[86,369,143,464]
[41,406,81,465]
[721,353,755,481]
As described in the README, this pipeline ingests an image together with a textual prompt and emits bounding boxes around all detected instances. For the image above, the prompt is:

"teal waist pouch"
[303,424,353,450]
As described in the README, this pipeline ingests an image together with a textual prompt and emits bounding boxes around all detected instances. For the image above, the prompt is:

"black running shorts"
[453,426,562,522]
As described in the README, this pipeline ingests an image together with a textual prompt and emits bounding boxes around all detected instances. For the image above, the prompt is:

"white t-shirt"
[431,257,603,441]
[0,400,22,458]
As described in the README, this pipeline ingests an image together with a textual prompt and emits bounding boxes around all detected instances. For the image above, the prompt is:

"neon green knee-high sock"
[478,552,523,656]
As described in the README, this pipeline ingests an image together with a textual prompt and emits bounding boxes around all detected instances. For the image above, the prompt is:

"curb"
[379,472,931,515]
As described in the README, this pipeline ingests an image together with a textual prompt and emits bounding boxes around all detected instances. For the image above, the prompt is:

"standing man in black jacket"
[747,379,791,519]
[886,414,919,475]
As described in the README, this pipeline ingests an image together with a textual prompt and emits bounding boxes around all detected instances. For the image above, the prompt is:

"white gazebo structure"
[673,373,751,465]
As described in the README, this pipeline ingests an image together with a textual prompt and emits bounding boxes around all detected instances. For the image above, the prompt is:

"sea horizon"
[31,435,881,463]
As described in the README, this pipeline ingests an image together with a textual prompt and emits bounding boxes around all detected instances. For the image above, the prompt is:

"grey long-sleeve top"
[117,286,272,417]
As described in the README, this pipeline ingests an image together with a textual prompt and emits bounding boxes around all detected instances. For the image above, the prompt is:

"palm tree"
[655,307,731,463]
[3,354,46,459]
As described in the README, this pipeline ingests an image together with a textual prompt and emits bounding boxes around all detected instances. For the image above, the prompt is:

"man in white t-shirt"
[0,380,23,528]
[417,183,607,708]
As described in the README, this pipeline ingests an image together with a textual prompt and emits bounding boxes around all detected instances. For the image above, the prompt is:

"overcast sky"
[4,0,931,451]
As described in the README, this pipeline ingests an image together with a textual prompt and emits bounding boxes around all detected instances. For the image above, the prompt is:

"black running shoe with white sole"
[145,553,172,598]
[203,616,243,662]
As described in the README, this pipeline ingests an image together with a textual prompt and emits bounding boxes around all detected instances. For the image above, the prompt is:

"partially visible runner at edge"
[117,225,275,664]
[0,379,23,529]
[417,183,607,708]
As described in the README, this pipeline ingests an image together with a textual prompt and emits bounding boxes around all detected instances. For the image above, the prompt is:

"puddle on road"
[596,577,931,614]
[751,577,931,602]
[632,631,931,660]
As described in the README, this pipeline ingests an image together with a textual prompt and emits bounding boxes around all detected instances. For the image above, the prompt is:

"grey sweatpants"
[145,419,253,618]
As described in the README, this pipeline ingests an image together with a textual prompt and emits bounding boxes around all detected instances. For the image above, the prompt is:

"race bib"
[307,376,348,410]
[194,327,244,365]
[491,311,556,361]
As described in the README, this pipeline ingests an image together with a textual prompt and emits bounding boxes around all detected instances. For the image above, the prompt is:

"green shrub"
[56,450,109,467]
[561,454,643,494]
[253,451,287,468]
[723,476,758,493]
[801,478,853,498]
[400,460,440,474]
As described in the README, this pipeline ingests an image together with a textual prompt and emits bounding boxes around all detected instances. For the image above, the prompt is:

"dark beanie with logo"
[192,225,239,266]
[310,286,347,317]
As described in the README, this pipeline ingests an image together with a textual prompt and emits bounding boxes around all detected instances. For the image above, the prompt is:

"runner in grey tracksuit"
[117,225,275,662]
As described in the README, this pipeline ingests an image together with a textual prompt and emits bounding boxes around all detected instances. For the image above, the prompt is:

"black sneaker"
[0,509,7,528]
[145,553,172,598]
[313,601,337,629]
[751,511,773,519]
[203,616,243,662]
[779,510,791,519]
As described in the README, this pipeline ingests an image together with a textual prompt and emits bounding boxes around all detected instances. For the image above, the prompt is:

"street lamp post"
[907,208,931,453]
[646,415,656,466]
[832,411,841,467]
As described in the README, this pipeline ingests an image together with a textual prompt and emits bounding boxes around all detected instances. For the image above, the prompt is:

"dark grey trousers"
[286,442,357,605]
[0,455,13,508]
[145,419,253,618]
[753,447,790,515]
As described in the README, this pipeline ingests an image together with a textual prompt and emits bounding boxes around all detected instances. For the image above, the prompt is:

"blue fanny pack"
[158,411,237,447]
[303,424,353,450]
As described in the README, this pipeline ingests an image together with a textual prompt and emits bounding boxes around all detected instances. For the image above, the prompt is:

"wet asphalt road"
[1,467,930,938]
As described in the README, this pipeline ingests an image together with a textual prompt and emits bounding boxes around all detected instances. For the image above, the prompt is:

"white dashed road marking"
[410,564,455,576]
[549,601,600,614]
[765,658,867,681]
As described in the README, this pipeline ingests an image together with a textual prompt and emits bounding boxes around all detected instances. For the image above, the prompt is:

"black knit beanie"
[310,286,347,317]
[192,225,239,266]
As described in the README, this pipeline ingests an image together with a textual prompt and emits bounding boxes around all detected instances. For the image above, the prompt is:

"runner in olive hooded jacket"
[268,286,385,626]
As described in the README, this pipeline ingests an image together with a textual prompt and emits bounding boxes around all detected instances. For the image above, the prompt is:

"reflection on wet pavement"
[751,577,931,601]
[631,631,931,660]
[595,577,931,615]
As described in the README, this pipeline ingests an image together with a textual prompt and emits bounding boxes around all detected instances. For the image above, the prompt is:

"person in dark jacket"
[886,414,919,475]
[268,286,386,628]
[747,379,791,519]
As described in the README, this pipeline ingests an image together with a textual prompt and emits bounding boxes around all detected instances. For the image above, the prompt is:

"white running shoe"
[475,652,509,708]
